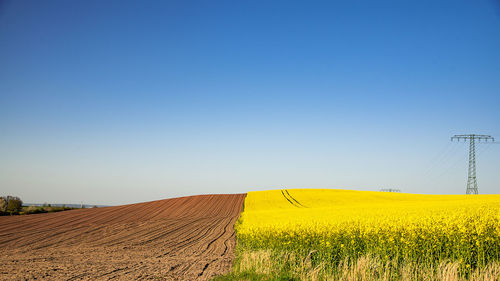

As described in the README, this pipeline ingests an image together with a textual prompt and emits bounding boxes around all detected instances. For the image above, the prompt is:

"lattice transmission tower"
[451,134,494,194]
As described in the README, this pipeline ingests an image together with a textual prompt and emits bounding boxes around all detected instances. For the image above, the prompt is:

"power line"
[451,134,495,194]
[421,142,462,179]
[419,142,464,190]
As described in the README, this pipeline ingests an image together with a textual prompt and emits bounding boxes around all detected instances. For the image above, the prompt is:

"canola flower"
[237,189,500,271]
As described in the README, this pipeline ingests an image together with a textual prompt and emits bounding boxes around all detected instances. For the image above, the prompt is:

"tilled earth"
[0,194,246,280]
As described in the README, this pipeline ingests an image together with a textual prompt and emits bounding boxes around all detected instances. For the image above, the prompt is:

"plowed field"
[0,194,246,280]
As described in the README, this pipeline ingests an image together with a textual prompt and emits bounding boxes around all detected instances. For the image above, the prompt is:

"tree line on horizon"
[0,195,83,216]
[0,195,23,215]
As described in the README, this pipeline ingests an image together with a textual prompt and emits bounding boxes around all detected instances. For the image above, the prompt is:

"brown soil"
[0,194,246,280]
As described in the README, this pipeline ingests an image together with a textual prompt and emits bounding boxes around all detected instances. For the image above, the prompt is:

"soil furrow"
[0,193,246,280]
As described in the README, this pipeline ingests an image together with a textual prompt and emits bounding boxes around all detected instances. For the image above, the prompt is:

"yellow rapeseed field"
[237,189,500,271]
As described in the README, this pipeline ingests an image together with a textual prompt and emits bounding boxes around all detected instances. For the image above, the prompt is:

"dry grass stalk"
[235,250,500,281]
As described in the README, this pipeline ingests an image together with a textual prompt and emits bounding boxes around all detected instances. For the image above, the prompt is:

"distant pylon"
[451,134,494,194]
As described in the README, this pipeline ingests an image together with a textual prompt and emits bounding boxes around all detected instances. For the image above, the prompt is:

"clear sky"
[1,0,499,205]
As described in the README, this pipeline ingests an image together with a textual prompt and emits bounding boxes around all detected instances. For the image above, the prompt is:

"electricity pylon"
[451,134,494,194]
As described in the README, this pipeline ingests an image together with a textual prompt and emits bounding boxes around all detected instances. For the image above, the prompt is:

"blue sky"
[1,0,499,205]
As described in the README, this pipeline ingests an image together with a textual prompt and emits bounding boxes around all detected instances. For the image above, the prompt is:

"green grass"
[212,271,297,281]
[213,248,500,281]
